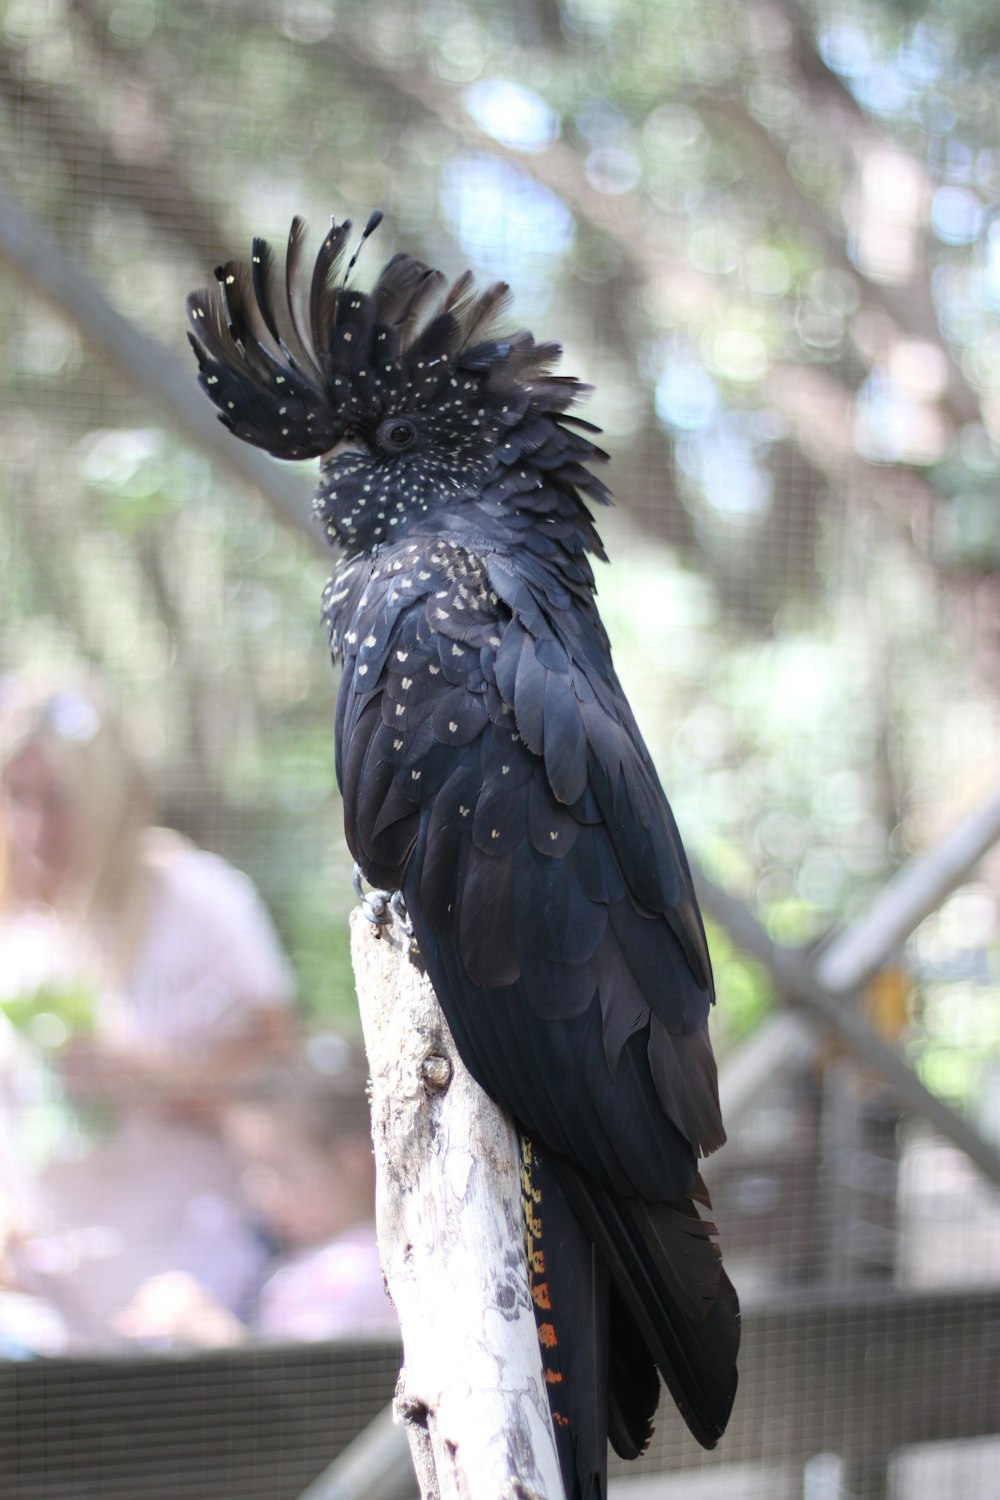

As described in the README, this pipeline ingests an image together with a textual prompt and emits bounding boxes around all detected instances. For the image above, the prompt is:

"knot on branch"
[500,1479,547,1500]
[421,1050,453,1092]
[396,1394,431,1430]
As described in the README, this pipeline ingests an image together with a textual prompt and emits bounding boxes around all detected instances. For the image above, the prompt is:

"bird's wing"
[329,533,726,1192]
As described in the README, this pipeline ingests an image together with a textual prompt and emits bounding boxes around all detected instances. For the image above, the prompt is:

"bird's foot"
[352,865,413,940]
[389,889,413,937]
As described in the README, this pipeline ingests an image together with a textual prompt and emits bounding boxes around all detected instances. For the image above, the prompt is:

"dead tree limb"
[350,908,563,1500]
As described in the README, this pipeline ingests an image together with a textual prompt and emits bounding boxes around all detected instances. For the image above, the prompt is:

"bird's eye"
[376,417,418,454]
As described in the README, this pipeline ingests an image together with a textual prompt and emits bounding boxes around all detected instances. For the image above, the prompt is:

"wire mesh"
[0,1,999,1497]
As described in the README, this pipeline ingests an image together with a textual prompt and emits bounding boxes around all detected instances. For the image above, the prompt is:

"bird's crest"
[187,213,594,465]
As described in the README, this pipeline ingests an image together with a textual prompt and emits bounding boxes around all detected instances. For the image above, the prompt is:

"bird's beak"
[322,434,368,464]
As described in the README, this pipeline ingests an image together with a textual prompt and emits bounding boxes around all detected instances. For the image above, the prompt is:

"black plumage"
[188,214,740,1498]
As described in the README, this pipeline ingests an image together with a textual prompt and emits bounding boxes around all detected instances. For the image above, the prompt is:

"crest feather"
[187,213,597,463]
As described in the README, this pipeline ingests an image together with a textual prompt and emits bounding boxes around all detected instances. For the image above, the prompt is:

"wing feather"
[458,846,518,986]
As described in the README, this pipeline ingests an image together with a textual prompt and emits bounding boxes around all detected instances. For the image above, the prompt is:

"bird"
[187,212,740,1499]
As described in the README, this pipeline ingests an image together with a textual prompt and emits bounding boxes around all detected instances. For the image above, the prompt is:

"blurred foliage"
[703,919,776,1049]
[1,981,96,1045]
[0,0,998,1095]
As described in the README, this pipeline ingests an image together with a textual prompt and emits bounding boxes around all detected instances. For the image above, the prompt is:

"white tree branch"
[350,909,564,1500]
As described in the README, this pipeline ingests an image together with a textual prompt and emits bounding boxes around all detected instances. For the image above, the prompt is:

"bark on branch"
[350,909,563,1500]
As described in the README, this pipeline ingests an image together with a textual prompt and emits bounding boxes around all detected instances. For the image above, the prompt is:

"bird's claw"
[353,864,413,939]
[390,889,413,938]
[352,862,391,926]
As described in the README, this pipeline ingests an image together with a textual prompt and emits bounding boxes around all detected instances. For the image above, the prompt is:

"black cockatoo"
[187,213,739,1499]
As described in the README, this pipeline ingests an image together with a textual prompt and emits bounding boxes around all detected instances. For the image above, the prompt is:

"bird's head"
[187,213,608,554]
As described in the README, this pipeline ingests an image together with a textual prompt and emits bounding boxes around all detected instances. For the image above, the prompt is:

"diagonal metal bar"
[294,1401,414,1500]
[717,1008,819,1123]
[711,784,1000,1133]
[813,785,1000,992]
[695,865,1000,1189]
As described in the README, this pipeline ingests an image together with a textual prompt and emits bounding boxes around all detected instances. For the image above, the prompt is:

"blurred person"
[114,1043,397,1347]
[0,677,298,1349]
[0,1008,69,1356]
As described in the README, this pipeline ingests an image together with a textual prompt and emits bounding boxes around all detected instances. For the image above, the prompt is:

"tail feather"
[521,1137,608,1500]
[552,1157,740,1451]
[606,1287,659,1460]
[520,1136,740,1498]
